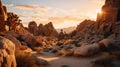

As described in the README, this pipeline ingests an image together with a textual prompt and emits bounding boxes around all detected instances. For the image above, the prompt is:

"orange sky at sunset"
[3,0,105,29]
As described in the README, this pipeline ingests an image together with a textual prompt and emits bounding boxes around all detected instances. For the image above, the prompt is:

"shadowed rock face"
[28,21,38,36]
[96,0,120,22]
[71,0,120,42]
[94,0,120,34]
[0,0,7,32]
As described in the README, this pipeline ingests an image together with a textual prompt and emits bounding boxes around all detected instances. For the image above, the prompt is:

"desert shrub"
[43,48,52,52]
[57,49,73,56]
[15,50,38,67]
[92,52,116,67]
[51,49,58,53]
[33,47,43,53]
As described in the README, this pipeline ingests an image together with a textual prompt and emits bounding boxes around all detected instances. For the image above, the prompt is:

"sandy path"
[36,52,93,67]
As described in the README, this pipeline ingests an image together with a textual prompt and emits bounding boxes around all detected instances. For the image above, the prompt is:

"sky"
[2,0,105,29]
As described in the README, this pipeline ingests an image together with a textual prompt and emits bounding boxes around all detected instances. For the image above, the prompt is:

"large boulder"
[73,43,100,56]
[21,34,42,48]
[99,39,115,48]
[0,36,16,67]
[4,34,22,50]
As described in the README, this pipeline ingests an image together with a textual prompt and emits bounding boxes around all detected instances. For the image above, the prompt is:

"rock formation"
[28,21,38,36]
[38,22,58,37]
[96,0,120,22]
[72,0,120,42]
[15,23,30,35]
[38,24,45,36]
[4,34,22,50]
[95,0,120,33]
[0,0,7,32]
[0,36,16,67]
[73,19,96,42]
[21,34,42,48]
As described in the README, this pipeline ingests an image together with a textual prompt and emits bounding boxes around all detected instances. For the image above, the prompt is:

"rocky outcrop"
[76,20,95,36]
[14,23,30,35]
[73,43,100,56]
[28,21,38,36]
[72,0,120,43]
[21,34,42,48]
[72,20,98,43]
[0,0,7,32]
[38,24,45,36]
[38,22,58,37]
[0,36,16,67]
[4,34,22,50]
[95,0,120,33]
[96,0,120,22]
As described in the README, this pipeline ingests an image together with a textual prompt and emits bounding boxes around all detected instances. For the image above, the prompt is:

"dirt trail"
[37,52,93,67]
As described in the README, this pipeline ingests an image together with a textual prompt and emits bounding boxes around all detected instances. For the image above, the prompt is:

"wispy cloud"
[48,16,84,24]
[15,4,50,11]
[4,4,14,7]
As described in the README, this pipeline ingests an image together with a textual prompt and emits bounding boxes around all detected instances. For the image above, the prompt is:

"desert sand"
[36,52,93,67]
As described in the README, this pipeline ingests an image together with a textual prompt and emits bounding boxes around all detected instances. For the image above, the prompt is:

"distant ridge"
[57,26,76,34]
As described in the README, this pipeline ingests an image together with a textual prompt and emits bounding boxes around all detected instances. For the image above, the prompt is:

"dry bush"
[92,52,116,67]
[33,47,43,53]
[15,50,38,67]
[57,49,73,56]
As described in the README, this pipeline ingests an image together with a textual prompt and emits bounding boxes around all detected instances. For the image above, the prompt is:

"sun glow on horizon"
[97,8,102,14]
[3,0,105,29]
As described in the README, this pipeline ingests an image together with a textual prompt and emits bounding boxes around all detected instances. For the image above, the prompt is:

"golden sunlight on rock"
[97,8,102,14]
[0,0,120,67]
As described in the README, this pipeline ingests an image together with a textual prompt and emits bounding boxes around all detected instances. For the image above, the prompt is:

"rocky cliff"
[72,0,120,43]
[0,0,7,32]
[95,0,120,33]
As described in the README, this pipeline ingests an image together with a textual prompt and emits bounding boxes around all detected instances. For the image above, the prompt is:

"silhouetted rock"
[38,23,45,36]
[0,36,16,67]
[96,0,120,22]
[95,0,120,34]
[28,21,38,36]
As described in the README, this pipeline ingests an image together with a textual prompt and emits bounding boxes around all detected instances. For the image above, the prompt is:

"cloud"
[48,16,84,24]
[15,4,50,11]
[18,14,27,18]
[4,4,14,7]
